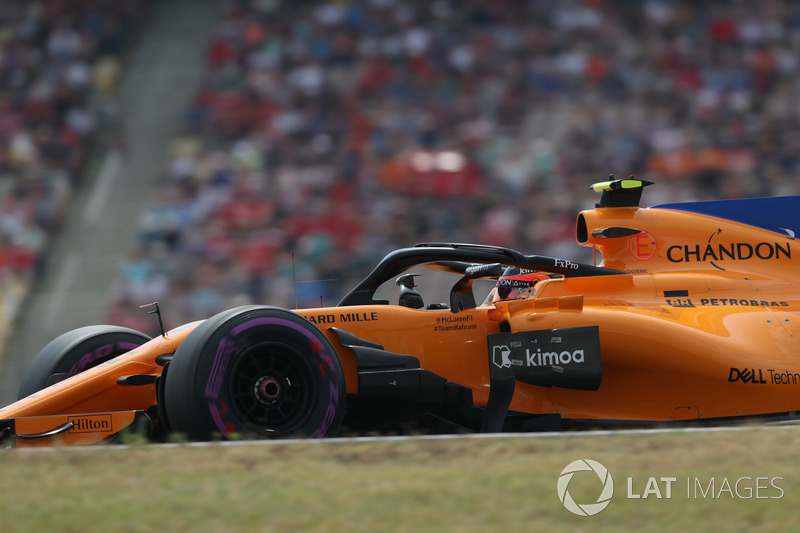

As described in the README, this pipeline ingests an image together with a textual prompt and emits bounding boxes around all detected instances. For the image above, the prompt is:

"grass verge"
[2,426,798,532]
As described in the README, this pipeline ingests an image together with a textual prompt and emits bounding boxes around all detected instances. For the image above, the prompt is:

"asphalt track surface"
[6,422,800,452]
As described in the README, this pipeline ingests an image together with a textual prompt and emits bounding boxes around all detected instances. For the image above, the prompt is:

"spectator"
[107,0,800,329]
[0,0,150,339]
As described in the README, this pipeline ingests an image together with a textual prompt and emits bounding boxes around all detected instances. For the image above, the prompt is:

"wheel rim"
[228,341,316,435]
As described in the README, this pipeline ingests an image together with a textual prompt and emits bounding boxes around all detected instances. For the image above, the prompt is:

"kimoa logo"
[557,459,614,516]
[492,345,512,368]
[526,348,584,366]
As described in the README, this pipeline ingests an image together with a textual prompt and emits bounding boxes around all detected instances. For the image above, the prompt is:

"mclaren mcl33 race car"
[2,178,800,447]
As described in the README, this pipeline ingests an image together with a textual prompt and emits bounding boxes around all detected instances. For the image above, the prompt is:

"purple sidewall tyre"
[164,306,347,440]
[18,325,151,399]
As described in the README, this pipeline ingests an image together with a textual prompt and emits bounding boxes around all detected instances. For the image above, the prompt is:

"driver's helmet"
[494,268,553,301]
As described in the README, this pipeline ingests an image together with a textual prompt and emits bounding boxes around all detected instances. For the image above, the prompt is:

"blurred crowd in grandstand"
[0,0,149,342]
[5,0,800,336]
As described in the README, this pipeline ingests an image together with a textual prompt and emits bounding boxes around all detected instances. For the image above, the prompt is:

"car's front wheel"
[18,325,151,399]
[164,306,347,440]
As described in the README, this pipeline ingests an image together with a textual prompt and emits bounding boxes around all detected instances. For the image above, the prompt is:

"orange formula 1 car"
[2,178,800,447]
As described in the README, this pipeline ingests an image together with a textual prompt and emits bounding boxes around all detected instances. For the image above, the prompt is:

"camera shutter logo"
[557,459,614,516]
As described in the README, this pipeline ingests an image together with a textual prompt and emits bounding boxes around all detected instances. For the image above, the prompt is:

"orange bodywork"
[0,324,200,446]
[2,182,800,445]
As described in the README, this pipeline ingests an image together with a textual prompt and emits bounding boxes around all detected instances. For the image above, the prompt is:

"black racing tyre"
[164,306,347,440]
[18,325,151,399]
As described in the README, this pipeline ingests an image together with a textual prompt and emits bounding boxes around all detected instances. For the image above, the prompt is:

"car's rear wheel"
[164,306,347,440]
[18,325,151,399]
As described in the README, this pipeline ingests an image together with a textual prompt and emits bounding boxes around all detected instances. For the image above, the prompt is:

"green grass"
[2,426,799,532]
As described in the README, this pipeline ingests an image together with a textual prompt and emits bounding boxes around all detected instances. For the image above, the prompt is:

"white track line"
[163,422,800,448]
